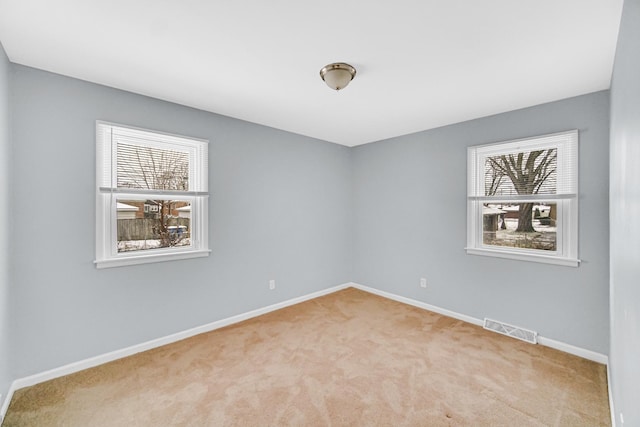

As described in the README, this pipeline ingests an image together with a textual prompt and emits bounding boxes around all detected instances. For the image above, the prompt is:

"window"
[95,122,209,268]
[466,130,579,267]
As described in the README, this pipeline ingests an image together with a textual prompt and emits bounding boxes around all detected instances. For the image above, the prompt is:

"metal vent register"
[483,318,538,344]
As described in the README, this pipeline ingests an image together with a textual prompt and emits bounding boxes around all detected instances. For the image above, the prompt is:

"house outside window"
[143,202,160,219]
[466,130,579,267]
[95,122,209,268]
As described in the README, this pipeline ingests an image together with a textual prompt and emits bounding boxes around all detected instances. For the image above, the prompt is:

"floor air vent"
[483,318,537,344]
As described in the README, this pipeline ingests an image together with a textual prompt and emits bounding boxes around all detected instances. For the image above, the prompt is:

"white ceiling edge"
[0,0,624,146]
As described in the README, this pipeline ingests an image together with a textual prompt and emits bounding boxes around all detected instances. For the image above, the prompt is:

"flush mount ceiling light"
[319,62,356,91]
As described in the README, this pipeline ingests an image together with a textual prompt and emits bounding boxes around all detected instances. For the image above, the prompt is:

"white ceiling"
[0,0,624,146]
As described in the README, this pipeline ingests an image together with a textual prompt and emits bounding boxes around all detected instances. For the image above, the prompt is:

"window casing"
[466,130,579,267]
[95,122,209,268]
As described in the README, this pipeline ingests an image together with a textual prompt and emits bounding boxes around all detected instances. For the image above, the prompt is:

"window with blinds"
[466,130,579,267]
[95,122,210,268]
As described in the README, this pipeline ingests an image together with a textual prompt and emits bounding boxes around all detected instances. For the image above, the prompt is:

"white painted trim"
[536,336,608,365]
[350,282,608,364]
[0,382,18,423]
[465,247,580,267]
[95,121,210,270]
[95,249,211,269]
[0,282,351,420]
[466,130,580,268]
[0,281,609,421]
[350,282,483,326]
[607,363,616,427]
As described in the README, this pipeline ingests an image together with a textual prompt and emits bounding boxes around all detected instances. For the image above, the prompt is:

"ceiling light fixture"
[320,62,356,91]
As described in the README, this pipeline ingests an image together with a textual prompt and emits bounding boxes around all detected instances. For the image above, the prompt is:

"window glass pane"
[484,148,557,196]
[117,199,191,253]
[117,143,190,191]
[482,203,556,251]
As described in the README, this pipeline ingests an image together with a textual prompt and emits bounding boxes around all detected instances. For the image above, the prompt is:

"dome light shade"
[320,63,356,91]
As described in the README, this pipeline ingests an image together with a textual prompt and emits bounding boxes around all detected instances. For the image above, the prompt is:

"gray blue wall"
[609,0,640,425]
[352,91,610,355]
[3,41,621,415]
[9,65,353,379]
[0,42,11,403]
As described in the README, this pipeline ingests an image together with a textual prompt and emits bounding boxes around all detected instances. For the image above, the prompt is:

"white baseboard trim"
[1,281,609,421]
[350,282,608,365]
[0,282,351,421]
[0,382,18,424]
[607,364,616,427]
[536,336,608,365]
[350,282,483,327]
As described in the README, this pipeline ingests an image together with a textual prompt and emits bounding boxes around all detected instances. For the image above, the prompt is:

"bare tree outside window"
[486,149,556,231]
[467,130,578,266]
[482,148,557,250]
[96,122,209,269]
[485,165,506,198]
[117,143,191,252]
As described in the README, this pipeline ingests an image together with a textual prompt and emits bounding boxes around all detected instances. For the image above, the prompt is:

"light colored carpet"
[3,288,610,426]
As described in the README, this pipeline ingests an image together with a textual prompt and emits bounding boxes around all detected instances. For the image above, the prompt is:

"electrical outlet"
[269,279,276,290]
[420,278,427,288]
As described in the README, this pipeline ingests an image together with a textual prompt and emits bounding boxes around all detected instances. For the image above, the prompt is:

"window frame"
[466,130,580,267]
[95,121,210,269]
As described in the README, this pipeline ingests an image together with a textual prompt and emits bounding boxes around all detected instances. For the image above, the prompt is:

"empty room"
[0,0,638,425]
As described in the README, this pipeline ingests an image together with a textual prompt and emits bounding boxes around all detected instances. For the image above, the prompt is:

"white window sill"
[465,247,580,267]
[95,249,211,269]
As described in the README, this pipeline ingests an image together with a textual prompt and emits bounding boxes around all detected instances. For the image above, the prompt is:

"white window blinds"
[466,130,579,267]
[468,130,578,200]
[95,122,210,268]
[96,123,208,196]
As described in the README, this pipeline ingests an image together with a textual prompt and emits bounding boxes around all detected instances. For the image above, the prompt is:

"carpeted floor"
[3,288,610,426]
